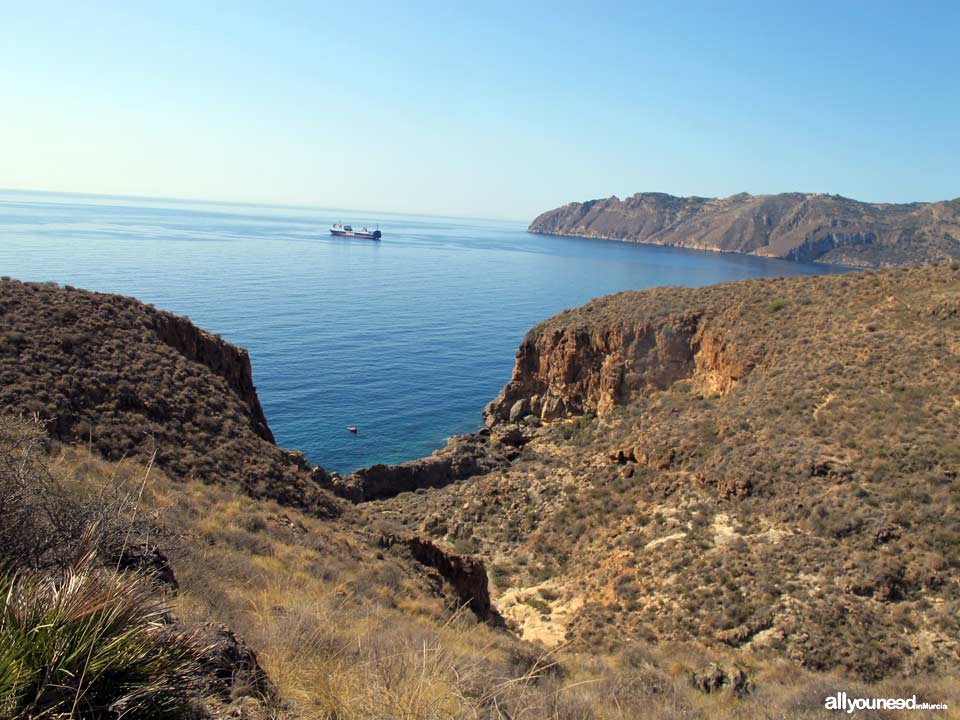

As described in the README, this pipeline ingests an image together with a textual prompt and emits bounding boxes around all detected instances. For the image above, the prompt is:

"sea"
[0,189,845,472]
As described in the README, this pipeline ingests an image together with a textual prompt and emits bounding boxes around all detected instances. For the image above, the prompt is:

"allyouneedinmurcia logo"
[825,692,948,713]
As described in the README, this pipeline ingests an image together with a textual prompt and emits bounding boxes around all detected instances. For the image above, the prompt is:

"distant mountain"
[529,192,960,267]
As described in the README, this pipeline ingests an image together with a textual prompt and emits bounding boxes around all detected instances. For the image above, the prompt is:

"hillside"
[4,269,960,717]
[372,263,960,682]
[528,192,960,267]
[0,278,336,516]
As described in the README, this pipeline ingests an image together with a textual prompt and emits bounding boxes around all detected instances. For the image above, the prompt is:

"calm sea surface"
[0,189,844,472]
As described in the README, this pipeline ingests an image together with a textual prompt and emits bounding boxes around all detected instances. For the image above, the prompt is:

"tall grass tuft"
[0,547,201,719]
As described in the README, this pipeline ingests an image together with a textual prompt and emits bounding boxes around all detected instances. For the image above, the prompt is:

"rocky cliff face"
[380,534,495,621]
[152,312,274,443]
[529,192,960,268]
[485,298,747,427]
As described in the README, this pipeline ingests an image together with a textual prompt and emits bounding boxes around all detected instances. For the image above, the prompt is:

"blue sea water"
[0,189,844,472]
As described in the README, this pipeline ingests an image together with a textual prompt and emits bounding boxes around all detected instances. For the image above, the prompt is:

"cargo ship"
[330,223,382,240]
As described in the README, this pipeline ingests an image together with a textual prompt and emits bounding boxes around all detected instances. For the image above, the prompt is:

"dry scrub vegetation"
[8,416,952,718]
[0,279,334,516]
[376,264,960,694]
[4,267,960,717]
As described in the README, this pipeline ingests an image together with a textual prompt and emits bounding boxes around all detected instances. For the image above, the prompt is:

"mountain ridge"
[528,191,960,267]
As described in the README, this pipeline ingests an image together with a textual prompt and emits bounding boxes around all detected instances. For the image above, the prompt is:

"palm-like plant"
[0,548,200,719]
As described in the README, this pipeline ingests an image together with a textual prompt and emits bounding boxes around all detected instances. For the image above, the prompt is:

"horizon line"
[0,185,531,225]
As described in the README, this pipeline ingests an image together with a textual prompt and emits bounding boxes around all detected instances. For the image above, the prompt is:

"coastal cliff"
[529,191,960,267]
[483,279,769,427]
[484,308,745,425]
[0,279,336,515]
[376,263,960,681]
[152,310,275,442]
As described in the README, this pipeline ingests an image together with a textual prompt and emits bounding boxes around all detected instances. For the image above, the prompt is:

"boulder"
[490,424,525,449]
[110,542,178,591]
[508,399,529,423]
[541,395,566,421]
[194,623,277,703]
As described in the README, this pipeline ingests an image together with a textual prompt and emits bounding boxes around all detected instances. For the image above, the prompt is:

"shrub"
[0,415,157,572]
[522,596,551,615]
[0,550,200,719]
[0,415,89,570]
[0,280,336,517]
[538,587,560,602]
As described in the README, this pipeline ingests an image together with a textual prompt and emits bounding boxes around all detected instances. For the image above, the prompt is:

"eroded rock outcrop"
[328,432,513,502]
[380,534,494,621]
[485,309,747,426]
[194,623,279,704]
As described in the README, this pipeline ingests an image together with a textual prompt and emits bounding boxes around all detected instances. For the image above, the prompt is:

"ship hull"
[330,230,381,240]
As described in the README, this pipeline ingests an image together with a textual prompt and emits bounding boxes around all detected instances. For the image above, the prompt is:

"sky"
[1,1,958,220]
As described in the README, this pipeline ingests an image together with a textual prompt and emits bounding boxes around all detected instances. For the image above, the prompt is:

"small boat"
[330,223,382,240]
[347,426,358,434]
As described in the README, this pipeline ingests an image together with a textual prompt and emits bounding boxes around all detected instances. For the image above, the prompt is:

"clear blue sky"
[2,1,957,219]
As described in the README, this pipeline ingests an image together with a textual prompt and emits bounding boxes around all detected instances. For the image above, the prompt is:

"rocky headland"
[529,191,960,267]
[371,263,960,681]
[0,278,336,515]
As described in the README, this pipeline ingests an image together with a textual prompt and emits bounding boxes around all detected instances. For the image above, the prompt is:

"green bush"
[521,596,551,615]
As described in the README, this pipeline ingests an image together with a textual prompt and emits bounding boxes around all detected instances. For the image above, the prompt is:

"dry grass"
[91,449,956,719]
